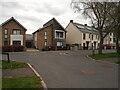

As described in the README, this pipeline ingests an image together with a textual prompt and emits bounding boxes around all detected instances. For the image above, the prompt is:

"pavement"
[3,68,35,77]
[2,50,118,88]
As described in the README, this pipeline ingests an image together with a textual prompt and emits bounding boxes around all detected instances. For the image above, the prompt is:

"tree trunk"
[116,38,120,54]
[98,38,103,54]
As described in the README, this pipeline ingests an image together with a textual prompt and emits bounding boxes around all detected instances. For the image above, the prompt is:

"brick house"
[0,17,27,47]
[33,18,66,50]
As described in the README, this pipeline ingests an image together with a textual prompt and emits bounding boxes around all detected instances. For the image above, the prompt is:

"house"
[26,34,34,48]
[33,18,66,50]
[66,20,99,50]
[0,17,27,47]
[103,32,120,49]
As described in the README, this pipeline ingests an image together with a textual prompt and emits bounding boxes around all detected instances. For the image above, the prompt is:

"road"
[2,50,118,88]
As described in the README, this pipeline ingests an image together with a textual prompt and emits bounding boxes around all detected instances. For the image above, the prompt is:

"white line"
[27,63,47,89]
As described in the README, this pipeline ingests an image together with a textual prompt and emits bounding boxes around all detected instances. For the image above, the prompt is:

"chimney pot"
[70,20,73,23]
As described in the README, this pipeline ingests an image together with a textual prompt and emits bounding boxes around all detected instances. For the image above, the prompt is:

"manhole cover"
[80,70,96,74]
[101,65,113,68]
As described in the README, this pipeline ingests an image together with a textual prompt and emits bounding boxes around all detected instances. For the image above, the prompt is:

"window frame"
[83,33,86,40]
[4,28,8,39]
[12,29,21,35]
[57,41,63,46]
[44,31,47,40]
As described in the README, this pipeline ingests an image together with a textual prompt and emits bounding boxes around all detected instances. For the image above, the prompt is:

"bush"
[2,45,25,52]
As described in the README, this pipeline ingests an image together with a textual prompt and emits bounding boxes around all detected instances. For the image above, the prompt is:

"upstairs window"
[44,31,47,40]
[92,35,93,40]
[4,29,8,39]
[55,31,63,38]
[83,33,86,40]
[13,29,21,35]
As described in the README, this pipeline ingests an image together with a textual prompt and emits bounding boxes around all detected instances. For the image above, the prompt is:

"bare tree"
[107,2,120,53]
[71,0,116,54]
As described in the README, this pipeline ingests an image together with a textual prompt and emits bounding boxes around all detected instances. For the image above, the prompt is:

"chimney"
[84,24,87,26]
[70,20,73,23]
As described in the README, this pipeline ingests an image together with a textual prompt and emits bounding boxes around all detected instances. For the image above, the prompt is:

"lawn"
[2,76,43,88]
[1,60,28,69]
[115,62,120,64]
[1,60,43,88]
[88,53,120,60]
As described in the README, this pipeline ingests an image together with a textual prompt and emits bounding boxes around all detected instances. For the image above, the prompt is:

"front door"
[13,41,21,45]
[86,41,89,50]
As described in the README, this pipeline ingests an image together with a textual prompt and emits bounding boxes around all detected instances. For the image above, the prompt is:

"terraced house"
[66,20,99,50]
[33,18,66,50]
[0,17,27,47]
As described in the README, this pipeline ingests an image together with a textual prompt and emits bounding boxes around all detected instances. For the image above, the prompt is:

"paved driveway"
[2,50,118,88]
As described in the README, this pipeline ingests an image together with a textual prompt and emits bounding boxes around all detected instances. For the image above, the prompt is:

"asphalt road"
[2,50,118,88]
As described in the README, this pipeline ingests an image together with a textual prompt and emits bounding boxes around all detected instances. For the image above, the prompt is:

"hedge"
[2,45,25,52]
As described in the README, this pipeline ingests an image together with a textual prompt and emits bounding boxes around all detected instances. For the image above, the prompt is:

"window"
[44,41,47,46]
[57,42,63,46]
[110,38,111,41]
[55,31,63,38]
[4,29,8,39]
[4,40,8,45]
[13,41,21,45]
[44,31,47,39]
[83,33,86,40]
[89,34,90,38]
[92,35,93,40]
[96,35,97,39]
[13,29,21,35]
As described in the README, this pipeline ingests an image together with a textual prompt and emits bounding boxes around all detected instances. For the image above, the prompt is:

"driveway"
[2,50,118,88]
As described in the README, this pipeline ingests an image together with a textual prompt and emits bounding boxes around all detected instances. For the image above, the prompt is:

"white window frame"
[44,41,47,46]
[44,31,47,40]
[55,30,65,39]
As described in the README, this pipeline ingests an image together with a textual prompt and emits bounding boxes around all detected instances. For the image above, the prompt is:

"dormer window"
[13,29,21,35]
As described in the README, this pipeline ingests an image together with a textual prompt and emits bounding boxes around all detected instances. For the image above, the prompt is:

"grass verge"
[2,76,43,88]
[1,60,28,69]
[115,62,120,64]
[88,53,120,60]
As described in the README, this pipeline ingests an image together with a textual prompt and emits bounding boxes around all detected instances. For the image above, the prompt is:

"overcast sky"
[0,0,91,34]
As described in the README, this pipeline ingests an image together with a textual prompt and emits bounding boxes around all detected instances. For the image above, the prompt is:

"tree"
[107,2,120,53]
[71,0,116,54]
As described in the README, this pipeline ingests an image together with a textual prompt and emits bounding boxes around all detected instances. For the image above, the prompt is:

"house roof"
[73,22,98,34]
[0,17,27,31]
[33,18,66,34]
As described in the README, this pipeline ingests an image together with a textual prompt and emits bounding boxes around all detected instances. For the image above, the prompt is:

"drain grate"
[80,70,96,74]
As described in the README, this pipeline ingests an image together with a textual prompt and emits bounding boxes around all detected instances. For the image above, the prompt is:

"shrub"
[13,45,24,52]
[2,45,25,52]
[2,45,13,52]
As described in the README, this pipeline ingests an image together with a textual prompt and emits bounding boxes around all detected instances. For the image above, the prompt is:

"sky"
[0,0,91,34]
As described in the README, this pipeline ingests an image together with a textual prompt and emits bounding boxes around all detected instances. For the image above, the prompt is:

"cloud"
[0,0,90,34]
